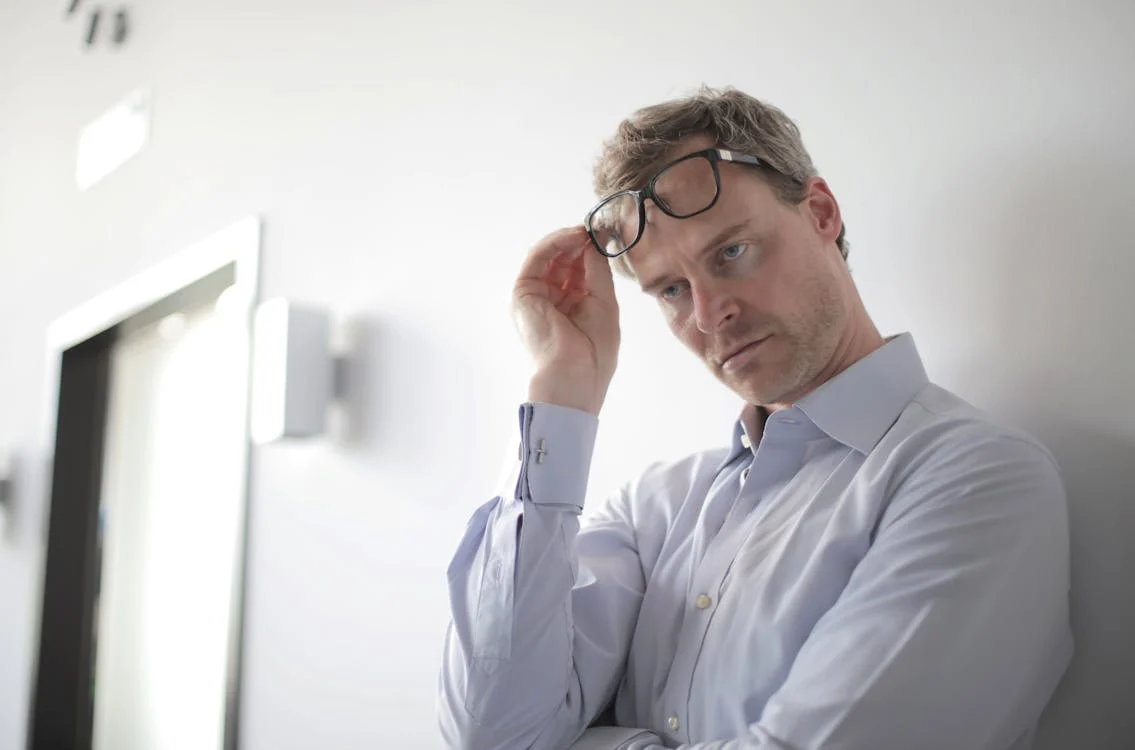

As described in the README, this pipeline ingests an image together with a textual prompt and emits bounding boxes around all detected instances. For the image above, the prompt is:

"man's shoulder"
[892,383,1055,460]
[880,382,1064,499]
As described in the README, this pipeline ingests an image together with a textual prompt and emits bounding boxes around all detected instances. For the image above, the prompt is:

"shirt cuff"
[498,402,599,512]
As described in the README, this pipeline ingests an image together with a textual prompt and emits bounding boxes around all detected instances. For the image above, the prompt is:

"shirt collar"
[797,333,929,453]
[725,333,930,459]
[726,404,765,460]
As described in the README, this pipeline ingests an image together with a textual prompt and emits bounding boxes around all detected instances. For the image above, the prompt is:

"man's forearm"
[439,403,602,750]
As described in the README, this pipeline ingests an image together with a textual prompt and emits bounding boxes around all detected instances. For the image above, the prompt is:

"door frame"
[27,217,261,750]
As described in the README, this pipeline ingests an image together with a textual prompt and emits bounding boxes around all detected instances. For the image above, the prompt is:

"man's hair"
[592,85,848,277]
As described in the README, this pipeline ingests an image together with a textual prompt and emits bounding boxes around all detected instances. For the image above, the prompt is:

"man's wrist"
[528,372,604,416]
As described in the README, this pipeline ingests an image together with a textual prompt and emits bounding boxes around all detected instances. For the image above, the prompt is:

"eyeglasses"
[584,148,766,259]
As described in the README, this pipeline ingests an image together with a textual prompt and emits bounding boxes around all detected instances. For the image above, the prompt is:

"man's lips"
[719,336,770,371]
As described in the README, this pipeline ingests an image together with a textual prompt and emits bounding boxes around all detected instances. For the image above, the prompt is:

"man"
[438,86,1072,750]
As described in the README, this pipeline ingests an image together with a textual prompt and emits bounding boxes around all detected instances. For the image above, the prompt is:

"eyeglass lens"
[589,154,719,256]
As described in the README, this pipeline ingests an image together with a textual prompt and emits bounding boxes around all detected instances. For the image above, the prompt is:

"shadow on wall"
[1033,421,1135,750]
[0,447,52,548]
[0,454,14,543]
[323,310,511,480]
[326,314,376,448]
[941,150,1135,749]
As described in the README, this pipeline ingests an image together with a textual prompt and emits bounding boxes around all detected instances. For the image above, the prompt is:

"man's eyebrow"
[638,221,752,294]
[639,273,670,295]
[698,221,751,260]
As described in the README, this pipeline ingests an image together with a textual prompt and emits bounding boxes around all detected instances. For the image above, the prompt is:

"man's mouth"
[720,336,770,372]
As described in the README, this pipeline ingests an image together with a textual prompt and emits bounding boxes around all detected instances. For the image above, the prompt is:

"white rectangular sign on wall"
[76,88,150,191]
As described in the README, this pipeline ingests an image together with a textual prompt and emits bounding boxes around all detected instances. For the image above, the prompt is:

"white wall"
[1,1,1132,748]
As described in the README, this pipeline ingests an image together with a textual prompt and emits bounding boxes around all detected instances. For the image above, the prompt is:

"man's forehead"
[630,212,751,276]
[638,136,717,186]
[641,161,755,225]
[629,182,773,281]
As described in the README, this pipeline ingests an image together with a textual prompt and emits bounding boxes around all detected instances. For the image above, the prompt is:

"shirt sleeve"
[439,403,648,750]
[633,432,1073,750]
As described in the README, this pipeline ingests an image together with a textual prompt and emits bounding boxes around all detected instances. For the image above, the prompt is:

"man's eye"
[660,283,685,300]
[722,243,748,261]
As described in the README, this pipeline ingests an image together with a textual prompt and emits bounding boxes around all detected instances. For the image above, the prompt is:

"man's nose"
[692,281,739,334]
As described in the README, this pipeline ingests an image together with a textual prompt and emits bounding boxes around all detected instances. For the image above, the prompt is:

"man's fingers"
[582,236,617,302]
[515,227,590,282]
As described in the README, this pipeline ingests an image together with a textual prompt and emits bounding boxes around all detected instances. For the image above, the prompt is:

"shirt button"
[694,594,712,609]
[741,468,750,481]
[667,714,680,731]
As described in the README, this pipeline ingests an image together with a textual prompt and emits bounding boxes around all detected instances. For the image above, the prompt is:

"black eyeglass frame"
[583,148,767,258]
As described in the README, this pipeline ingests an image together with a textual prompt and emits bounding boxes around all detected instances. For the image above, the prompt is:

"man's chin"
[722,376,780,407]
[719,367,803,407]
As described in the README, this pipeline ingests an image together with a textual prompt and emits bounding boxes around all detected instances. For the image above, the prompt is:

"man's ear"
[803,177,842,245]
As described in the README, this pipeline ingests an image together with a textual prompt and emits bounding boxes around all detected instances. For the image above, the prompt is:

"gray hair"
[592,85,848,277]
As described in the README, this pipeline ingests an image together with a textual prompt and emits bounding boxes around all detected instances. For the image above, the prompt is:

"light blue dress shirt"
[439,334,1073,750]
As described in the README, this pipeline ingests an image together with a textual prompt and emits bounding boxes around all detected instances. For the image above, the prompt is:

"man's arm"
[439,403,647,750]
[602,432,1073,750]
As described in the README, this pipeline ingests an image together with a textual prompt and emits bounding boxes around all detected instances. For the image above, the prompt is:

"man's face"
[625,141,852,408]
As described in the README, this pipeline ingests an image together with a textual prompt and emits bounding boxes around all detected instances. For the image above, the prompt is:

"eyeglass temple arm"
[716,149,764,168]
